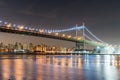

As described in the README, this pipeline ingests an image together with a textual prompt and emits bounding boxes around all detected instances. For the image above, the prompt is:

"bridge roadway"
[0,26,104,47]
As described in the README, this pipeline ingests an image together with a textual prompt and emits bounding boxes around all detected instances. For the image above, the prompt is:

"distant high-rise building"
[28,43,34,52]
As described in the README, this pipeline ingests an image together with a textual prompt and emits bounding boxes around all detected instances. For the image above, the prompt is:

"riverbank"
[0,52,120,55]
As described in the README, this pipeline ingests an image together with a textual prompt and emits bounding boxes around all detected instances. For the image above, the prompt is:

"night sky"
[0,0,120,46]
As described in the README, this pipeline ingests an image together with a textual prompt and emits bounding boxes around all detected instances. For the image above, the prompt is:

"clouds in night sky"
[0,0,120,44]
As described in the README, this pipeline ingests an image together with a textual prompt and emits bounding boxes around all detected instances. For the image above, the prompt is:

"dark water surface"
[0,54,120,80]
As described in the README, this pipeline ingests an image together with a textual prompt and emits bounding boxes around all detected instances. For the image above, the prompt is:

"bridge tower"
[75,23,85,51]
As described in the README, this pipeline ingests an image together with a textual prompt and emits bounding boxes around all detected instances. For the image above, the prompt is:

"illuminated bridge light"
[48,31,52,34]
[0,21,2,23]
[6,23,12,28]
[13,24,17,27]
[44,29,47,33]
[28,27,31,30]
[62,34,65,37]
[55,33,59,36]
[77,37,81,40]
[29,27,35,32]
[4,22,8,25]
[31,28,35,31]
[35,28,39,31]
[39,29,44,33]
[67,35,71,38]
[24,26,28,30]
[18,25,24,30]
[0,21,2,26]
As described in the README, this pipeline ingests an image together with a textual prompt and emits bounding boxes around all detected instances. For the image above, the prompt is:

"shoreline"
[0,52,120,55]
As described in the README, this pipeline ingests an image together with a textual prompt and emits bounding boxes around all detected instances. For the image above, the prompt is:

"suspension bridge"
[0,20,119,54]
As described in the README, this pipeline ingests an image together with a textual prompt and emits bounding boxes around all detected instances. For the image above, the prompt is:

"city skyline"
[0,0,120,45]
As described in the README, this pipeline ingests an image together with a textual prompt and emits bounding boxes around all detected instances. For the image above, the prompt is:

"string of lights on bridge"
[0,20,110,46]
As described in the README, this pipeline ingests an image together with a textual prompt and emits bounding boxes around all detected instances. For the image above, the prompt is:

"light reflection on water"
[0,54,120,80]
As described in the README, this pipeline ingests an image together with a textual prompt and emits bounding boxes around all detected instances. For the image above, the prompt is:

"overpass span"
[0,26,83,43]
[0,26,105,47]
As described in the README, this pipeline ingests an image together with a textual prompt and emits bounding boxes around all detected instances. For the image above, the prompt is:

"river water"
[0,54,120,80]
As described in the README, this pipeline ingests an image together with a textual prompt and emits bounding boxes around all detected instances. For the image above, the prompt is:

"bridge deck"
[0,26,104,47]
